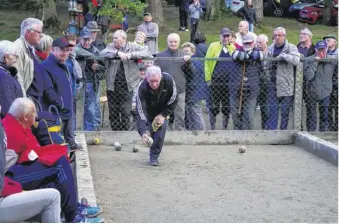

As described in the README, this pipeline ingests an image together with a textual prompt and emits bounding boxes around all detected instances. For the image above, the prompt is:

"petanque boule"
[239,146,246,153]
[146,136,153,147]
[93,138,101,145]
[132,145,139,153]
[113,142,122,151]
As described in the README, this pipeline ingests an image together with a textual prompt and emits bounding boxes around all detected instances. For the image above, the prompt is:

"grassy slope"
[0,4,337,50]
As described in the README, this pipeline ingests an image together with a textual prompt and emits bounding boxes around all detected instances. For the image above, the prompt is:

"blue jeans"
[306,95,330,132]
[248,23,254,32]
[149,120,168,158]
[186,102,205,130]
[229,89,258,130]
[265,82,293,130]
[83,82,101,131]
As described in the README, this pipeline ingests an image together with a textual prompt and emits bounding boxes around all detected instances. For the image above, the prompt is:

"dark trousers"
[258,82,268,130]
[107,89,133,131]
[306,95,330,132]
[209,83,230,129]
[179,9,188,28]
[329,93,338,131]
[265,82,293,130]
[6,156,77,222]
[190,18,199,42]
[62,118,75,147]
[148,120,168,158]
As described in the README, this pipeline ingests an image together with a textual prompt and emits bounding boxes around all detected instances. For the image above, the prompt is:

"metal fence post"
[293,61,304,131]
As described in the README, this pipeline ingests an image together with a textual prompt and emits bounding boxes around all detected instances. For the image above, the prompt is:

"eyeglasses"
[222,34,230,38]
[30,29,43,35]
[274,34,285,37]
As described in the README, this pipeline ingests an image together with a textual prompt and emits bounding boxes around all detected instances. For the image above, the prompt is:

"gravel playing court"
[88,144,338,223]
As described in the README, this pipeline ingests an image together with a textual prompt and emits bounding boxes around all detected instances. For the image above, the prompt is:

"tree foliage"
[91,0,147,22]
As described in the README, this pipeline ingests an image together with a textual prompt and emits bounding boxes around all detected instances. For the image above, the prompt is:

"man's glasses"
[30,29,43,36]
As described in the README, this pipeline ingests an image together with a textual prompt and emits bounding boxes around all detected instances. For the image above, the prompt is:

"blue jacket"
[41,54,73,120]
[0,63,23,118]
[186,55,209,103]
[194,43,208,57]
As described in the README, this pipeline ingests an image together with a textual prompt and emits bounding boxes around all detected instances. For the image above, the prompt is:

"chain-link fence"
[73,56,338,132]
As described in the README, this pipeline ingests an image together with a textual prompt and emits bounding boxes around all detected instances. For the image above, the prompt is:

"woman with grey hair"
[0,40,24,118]
[35,34,53,62]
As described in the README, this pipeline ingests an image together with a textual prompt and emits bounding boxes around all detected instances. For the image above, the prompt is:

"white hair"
[20,18,43,36]
[300,27,313,37]
[113,29,127,39]
[274,27,286,35]
[240,20,249,28]
[146,65,162,78]
[167,33,180,42]
[36,34,53,51]
[8,97,35,118]
[257,34,269,43]
[0,40,18,62]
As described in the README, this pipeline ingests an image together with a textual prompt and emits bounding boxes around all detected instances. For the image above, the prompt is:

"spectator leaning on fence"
[76,27,106,131]
[156,33,193,131]
[137,12,159,55]
[136,66,178,166]
[41,37,82,150]
[265,27,300,130]
[231,33,264,130]
[256,34,270,129]
[35,34,53,62]
[297,28,315,57]
[303,40,336,132]
[182,42,207,130]
[0,113,61,223]
[2,98,104,223]
[323,34,338,131]
[0,41,23,119]
[100,29,152,131]
[205,28,237,130]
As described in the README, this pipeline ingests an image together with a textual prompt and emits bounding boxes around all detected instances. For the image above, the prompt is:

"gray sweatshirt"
[189,3,203,19]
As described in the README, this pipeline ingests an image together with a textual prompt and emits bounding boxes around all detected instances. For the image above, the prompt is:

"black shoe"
[70,143,83,150]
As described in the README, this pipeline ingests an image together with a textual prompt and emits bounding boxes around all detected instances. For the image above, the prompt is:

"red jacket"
[2,114,68,166]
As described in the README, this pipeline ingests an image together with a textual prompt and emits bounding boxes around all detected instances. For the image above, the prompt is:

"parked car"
[230,0,245,12]
[289,0,322,16]
[298,1,324,24]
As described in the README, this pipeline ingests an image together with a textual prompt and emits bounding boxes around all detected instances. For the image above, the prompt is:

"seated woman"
[2,98,104,223]
[0,109,61,223]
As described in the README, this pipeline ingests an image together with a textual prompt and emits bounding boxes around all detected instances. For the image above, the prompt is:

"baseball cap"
[143,12,152,16]
[80,27,93,39]
[243,33,254,43]
[52,37,70,48]
[86,21,101,32]
[220,28,231,36]
[323,34,337,41]
[315,40,328,49]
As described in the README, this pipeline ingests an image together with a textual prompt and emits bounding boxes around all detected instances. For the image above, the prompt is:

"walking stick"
[238,62,246,114]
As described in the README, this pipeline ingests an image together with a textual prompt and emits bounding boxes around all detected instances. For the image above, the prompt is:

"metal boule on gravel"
[113,142,122,151]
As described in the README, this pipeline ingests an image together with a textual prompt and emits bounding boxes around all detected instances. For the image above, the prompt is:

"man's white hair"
[0,40,18,63]
[8,97,35,118]
[20,18,43,36]
[167,33,180,42]
[257,34,269,43]
[300,27,313,37]
[274,27,287,35]
[36,34,53,51]
[114,29,127,39]
[146,65,162,78]
[240,20,249,28]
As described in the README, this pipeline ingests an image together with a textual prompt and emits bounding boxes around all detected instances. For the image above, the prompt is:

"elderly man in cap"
[100,29,152,131]
[40,37,81,150]
[265,27,300,130]
[303,40,336,132]
[85,21,106,51]
[205,27,237,130]
[137,12,159,55]
[323,34,338,131]
[76,27,106,131]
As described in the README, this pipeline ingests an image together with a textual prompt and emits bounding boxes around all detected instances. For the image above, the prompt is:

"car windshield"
[299,0,318,3]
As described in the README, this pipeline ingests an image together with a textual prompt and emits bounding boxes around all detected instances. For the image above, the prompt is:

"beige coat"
[13,36,34,97]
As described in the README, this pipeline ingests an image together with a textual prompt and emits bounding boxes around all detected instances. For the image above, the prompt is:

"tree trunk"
[146,0,164,28]
[206,0,221,21]
[252,0,263,22]
[323,0,333,24]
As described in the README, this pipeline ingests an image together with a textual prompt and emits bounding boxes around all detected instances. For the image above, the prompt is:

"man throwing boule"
[136,66,178,166]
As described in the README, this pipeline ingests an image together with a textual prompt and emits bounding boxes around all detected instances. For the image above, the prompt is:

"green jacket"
[204,41,236,82]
